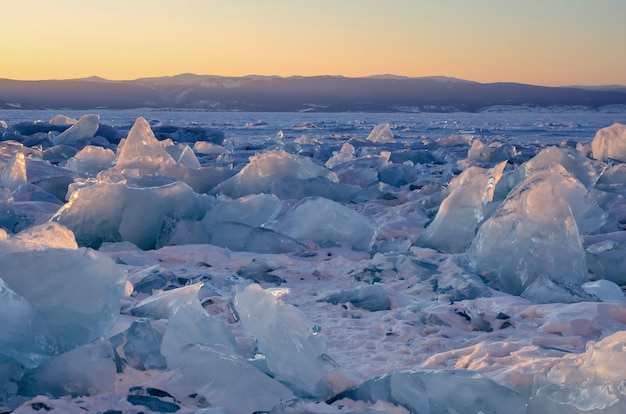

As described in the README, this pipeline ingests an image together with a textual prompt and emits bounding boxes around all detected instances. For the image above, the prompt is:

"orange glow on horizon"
[1,1,625,87]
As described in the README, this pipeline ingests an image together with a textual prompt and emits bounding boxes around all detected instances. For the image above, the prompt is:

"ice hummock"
[212,150,338,199]
[52,181,207,249]
[591,122,626,161]
[51,114,100,145]
[273,196,377,251]
[468,167,588,296]
[0,248,127,352]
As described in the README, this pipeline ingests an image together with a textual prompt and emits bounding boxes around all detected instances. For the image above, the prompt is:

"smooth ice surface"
[18,339,116,398]
[52,181,206,249]
[51,114,100,145]
[202,193,281,228]
[582,279,626,302]
[591,122,626,161]
[340,369,527,414]
[274,196,377,251]
[417,161,505,253]
[234,284,335,397]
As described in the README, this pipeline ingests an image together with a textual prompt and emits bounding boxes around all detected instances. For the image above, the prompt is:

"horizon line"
[2,73,626,89]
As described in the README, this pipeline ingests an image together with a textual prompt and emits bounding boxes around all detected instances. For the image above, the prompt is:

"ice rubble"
[1,112,626,412]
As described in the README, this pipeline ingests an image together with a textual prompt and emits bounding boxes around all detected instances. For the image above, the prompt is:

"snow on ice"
[0,110,626,413]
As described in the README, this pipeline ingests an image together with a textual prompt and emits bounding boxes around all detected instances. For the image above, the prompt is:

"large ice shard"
[416,161,506,253]
[52,181,207,249]
[126,283,204,320]
[273,196,377,251]
[325,142,356,169]
[468,167,588,296]
[528,331,626,413]
[166,344,294,413]
[0,248,127,352]
[211,150,338,198]
[161,293,237,367]
[591,122,626,161]
[338,369,527,414]
[1,152,27,191]
[116,117,176,172]
[366,123,395,143]
[51,114,100,145]
[234,284,335,398]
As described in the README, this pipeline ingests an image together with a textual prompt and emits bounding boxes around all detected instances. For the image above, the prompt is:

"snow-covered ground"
[1,109,626,413]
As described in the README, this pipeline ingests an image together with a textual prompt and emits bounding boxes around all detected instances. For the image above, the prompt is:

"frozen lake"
[1,109,626,413]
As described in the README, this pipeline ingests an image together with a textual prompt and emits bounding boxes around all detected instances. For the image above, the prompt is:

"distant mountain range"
[1,74,626,112]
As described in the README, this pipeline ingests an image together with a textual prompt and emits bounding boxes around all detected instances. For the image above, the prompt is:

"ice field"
[1,109,626,413]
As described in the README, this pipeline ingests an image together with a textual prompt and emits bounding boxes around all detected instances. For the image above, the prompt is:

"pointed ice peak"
[367,123,395,143]
[116,117,176,171]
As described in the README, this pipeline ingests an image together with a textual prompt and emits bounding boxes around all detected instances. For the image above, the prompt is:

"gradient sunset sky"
[2,0,625,86]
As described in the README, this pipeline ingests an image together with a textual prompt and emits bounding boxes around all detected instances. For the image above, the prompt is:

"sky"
[2,0,626,86]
